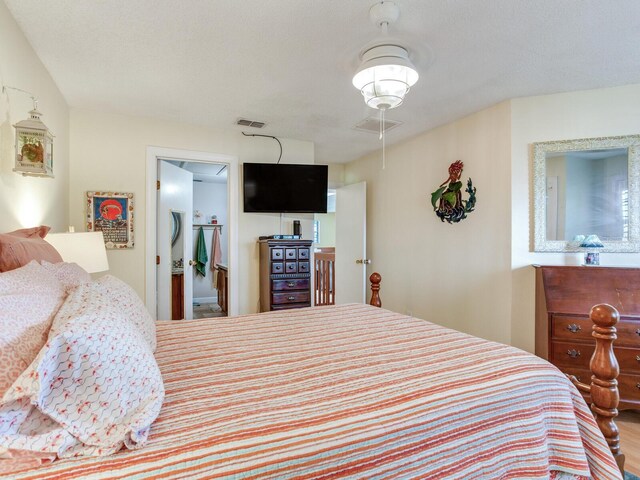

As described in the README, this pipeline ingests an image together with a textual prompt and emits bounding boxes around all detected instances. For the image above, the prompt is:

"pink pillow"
[0,261,65,398]
[0,226,62,273]
[40,261,91,292]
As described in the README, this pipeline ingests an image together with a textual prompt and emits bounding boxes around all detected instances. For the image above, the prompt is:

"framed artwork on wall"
[86,191,134,249]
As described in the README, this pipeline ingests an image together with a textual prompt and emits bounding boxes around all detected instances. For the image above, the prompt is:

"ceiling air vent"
[353,116,402,134]
[236,118,265,128]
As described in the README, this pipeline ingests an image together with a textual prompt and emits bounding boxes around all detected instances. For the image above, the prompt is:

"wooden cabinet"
[259,239,313,312]
[216,265,228,314]
[171,272,184,320]
[535,265,640,410]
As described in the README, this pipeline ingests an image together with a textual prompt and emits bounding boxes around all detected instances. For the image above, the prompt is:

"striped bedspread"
[8,304,621,479]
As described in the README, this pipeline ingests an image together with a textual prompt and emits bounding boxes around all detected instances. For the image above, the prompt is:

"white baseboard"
[194,296,217,304]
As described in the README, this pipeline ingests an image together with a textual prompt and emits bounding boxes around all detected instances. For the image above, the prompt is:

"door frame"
[145,146,239,319]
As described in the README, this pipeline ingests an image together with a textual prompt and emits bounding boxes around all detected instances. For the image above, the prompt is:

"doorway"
[145,146,239,320]
[314,182,368,305]
[158,159,229,320]
[314,189,336,305]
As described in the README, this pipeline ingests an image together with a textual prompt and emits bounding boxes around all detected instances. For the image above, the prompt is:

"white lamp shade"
[353,44,419,110]
[46,232,109,273]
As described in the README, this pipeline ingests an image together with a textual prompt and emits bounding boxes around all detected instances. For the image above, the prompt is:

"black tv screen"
[243,163,328,213]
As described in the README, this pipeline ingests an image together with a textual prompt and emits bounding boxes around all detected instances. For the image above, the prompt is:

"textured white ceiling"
[165,160,227,183]
[5,0,640,164]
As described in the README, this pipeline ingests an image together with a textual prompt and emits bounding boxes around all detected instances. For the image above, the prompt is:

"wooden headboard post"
[590,304,625,473]
[568,304,625,473]
[369,272,381,308]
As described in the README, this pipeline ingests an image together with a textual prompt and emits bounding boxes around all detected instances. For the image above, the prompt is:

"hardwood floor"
[619,410,640,475]
[193,303,226,319]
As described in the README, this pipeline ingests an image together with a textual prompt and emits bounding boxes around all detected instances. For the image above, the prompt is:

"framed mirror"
[533,134,640,252]
[171,211,182,247]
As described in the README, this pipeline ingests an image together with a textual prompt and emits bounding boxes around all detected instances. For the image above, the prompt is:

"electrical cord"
[241,132,283,164]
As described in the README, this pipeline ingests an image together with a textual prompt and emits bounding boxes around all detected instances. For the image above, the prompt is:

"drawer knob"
[566,349,581,359]
[636,355,640,362]
[637,383,640,390]
[287,282,295,287]
[636,329,640,336]
[288,296,295,301]
[566,324,581,333]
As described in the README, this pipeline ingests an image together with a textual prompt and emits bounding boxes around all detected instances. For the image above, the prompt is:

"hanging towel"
[195,226,208,277]
[211,226,222,287]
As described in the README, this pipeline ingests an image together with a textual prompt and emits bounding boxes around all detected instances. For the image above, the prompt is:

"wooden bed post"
[589,304,625,473]
[369,272,381,307]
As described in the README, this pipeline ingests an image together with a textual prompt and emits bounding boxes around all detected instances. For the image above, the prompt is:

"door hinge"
[156,180,160,190]
[156,255,160,265]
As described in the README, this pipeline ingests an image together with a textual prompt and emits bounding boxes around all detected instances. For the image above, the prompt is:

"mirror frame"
[170,211,182,247]
[533,134,640,253]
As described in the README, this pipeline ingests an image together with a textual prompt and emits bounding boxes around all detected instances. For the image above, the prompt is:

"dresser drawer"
[271,248,284,261]
[551,341,594,369]
[272,303,310,311]
[613,346,640,373]
[552,315,640,347]
[271,262,284,274]
[552,341,640,374]
[551,315,592,341]
[272,291,310,305]
[298,261,310,273]
[285,261,298,273]
[298,248,310,260]
[285,248,297,259]
[615,318,640,347]
[272,278,310,291]
[618,373,640,402]
[556,367,640,408]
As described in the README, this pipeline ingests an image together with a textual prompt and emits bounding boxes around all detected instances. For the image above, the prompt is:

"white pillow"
[40,261,91,292]
[0,282,164,460]
[51,275,156,352]
[0,261,65,397]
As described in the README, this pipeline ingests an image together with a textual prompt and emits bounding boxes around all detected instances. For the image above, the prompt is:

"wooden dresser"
[535,265,640,410]
[259,239,313,312]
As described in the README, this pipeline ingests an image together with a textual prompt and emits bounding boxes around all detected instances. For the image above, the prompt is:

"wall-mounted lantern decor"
[3,86,54,178]
[430,160,476,223]
[14,106,54,177]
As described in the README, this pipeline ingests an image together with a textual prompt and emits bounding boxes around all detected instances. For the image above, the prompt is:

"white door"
[335,182,367,304]
[158,161,194,320]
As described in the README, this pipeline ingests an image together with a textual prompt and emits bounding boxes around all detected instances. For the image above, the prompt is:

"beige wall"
[510,83,640,352]
[0,1,69,232]
[344,102,512,344]
[315,213,336,247]
[69,109,313,314]
[327,163,345,189]
[342,84,640,351]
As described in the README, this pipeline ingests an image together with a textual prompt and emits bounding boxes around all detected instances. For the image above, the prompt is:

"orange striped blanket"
[7,304,621,479]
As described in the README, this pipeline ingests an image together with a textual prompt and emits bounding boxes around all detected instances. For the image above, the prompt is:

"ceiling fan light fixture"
[353,45,418,111]
[352,1,419,170]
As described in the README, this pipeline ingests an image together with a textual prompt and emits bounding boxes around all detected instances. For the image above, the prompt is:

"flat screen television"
[243,163,328,213]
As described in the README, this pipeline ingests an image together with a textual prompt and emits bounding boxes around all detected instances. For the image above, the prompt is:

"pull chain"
[379,108,386,170]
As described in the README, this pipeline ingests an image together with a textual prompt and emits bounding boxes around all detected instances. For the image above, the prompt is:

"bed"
[0,230,625,479]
